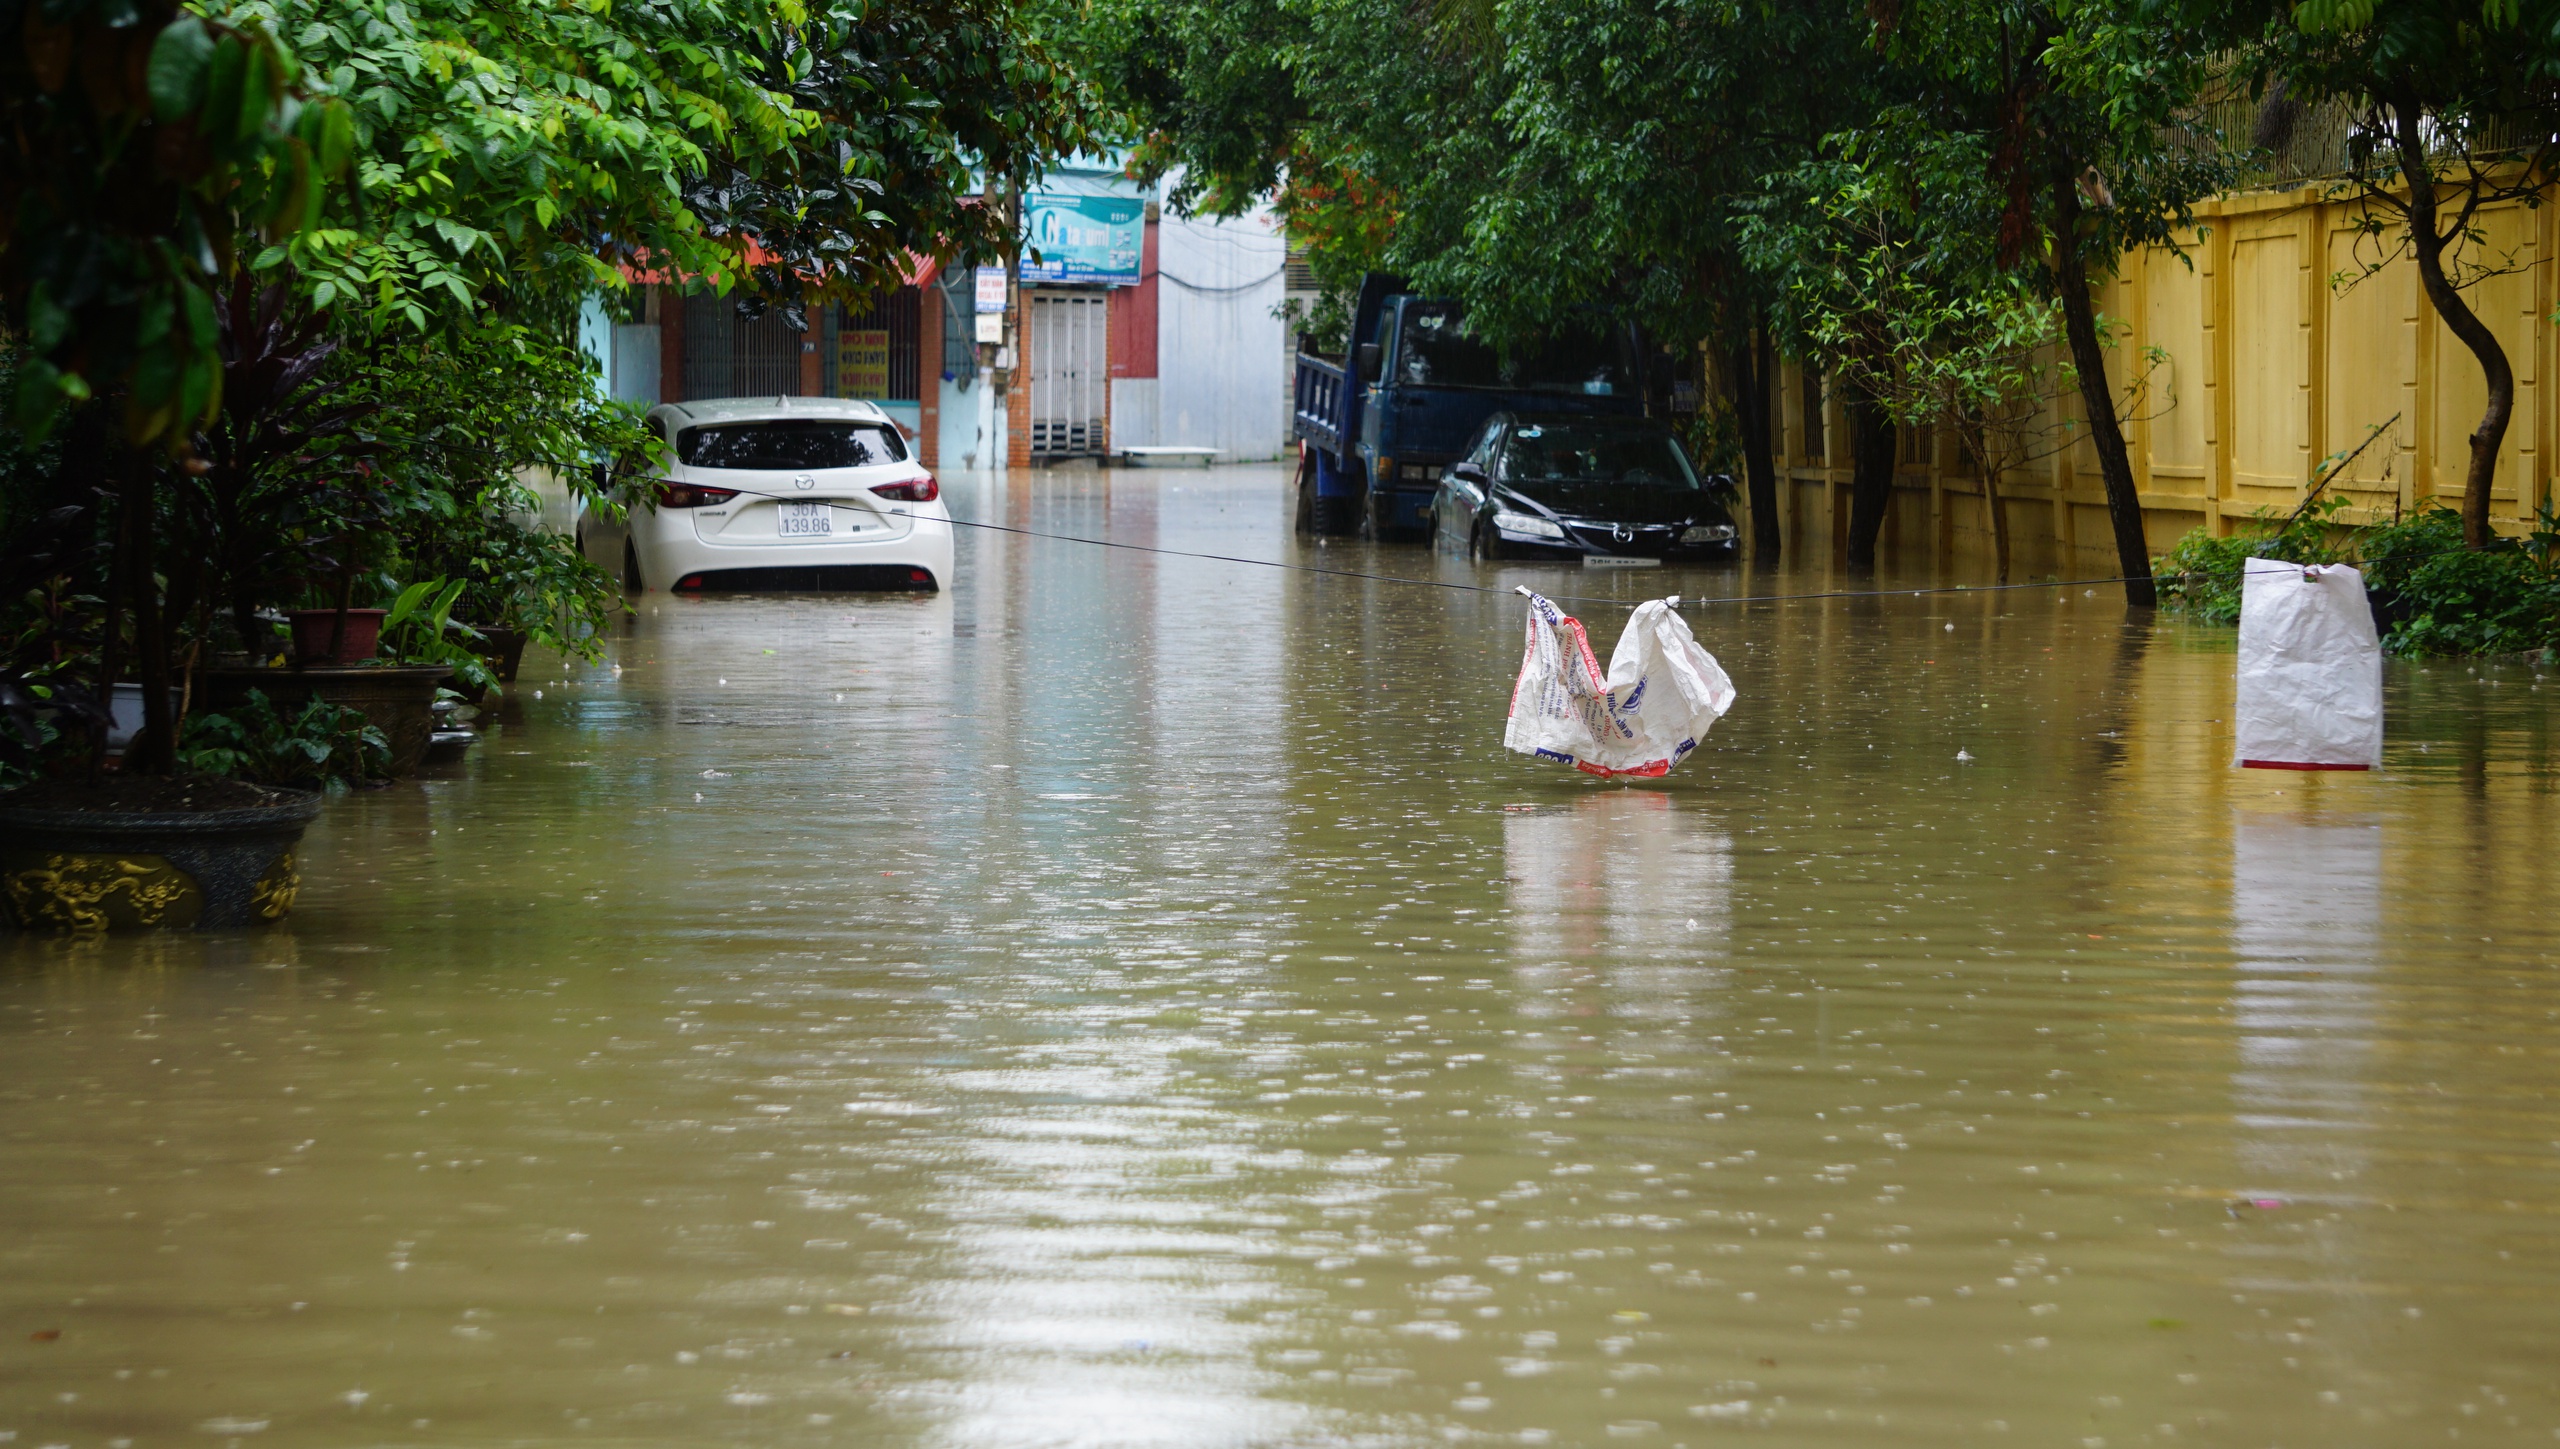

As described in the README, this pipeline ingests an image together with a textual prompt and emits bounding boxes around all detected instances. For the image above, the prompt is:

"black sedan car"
[1431,413,1741,563]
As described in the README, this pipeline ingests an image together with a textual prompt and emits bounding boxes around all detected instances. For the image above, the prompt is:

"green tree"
[1884,0,2236,605]
[1,0,356,772]
[693,0,1104,314]
[1057,0,1885,560]
[2224,0,2560,549]
[1,0,351,443]
[227,0,1096,330]
[1745,127,2090,582]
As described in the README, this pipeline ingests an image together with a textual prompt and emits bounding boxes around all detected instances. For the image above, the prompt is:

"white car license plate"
[1583,554,1660,569]
[777,502,834,537]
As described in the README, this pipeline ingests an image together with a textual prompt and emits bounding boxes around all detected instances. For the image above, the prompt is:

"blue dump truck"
[1292,273,1647,538]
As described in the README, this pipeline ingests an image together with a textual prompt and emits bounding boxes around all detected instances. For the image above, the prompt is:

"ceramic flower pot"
[0,782,323,932]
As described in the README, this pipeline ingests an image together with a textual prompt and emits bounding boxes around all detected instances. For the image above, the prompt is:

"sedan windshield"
[679,421,907,470]
[1502,424,1700,488]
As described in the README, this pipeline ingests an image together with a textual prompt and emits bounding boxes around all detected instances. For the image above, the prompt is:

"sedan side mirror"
[1356,342,1382,379]
[1451,461,1488,486]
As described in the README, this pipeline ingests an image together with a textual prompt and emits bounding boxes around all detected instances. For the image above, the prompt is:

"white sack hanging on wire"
[1504,588,1737,777]
[2233,557,2383,771]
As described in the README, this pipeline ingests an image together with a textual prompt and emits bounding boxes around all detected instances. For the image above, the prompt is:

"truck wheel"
[1293,448,1318,535]
[1362,487,1394,541]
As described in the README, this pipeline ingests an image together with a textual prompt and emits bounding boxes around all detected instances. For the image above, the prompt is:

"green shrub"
[2382,540,2560,656]
[2155,498,2344,625]
[2158,499,2560,655]
[180,690,390,789]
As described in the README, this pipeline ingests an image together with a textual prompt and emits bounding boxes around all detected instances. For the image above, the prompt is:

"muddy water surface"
[4,464,2558,1448]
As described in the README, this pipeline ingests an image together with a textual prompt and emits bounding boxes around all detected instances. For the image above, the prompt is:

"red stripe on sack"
[2239,760,2372,771]
[1577,759,1672,779]
[1564,618,1608,693]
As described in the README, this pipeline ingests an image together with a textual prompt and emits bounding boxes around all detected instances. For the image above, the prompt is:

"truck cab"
[1293,275,1645,539]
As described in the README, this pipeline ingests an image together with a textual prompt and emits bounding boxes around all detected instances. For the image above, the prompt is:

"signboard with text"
[838,329,890,397]
[974,265,1008,313]
[1020,193,1143,286]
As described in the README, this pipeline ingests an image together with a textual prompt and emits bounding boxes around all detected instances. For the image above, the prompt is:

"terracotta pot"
[0,788,322,931]
[288,608,388,666]
[199,664,451,777]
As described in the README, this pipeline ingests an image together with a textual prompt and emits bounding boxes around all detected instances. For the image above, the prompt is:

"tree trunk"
[2390,94,2512,549]
[1955,424,2014,584]
[1982,464,2011,585]
[1731,325,1781,565]
[1843,382,1898,572]
[2049,158,2157,607]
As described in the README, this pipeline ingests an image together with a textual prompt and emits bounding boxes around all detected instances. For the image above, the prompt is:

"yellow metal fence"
[1758,184,2553,575]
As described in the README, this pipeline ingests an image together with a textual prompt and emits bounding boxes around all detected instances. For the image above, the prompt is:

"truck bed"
[1292,351,1349,455]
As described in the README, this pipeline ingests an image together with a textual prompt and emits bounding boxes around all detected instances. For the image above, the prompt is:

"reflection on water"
[2230,811,2382,1173]
[1505,791,1731,1023]
[4,463,2560,1447]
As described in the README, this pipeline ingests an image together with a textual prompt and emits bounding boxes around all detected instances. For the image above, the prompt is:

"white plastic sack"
[2234,557,2382,770]
[1504,588,1737,777]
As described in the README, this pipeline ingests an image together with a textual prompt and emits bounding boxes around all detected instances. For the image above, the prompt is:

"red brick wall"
[1107,220,1158,380]
[658,285,684,404]
[1006,284,1032,470]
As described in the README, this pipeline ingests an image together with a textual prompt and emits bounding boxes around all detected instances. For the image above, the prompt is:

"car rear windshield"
[1503,424,1701,488]
[678,420,907,470]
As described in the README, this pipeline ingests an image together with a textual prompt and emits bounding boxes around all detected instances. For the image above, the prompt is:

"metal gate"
[683,292,805,400]
[1030,291,1106,457]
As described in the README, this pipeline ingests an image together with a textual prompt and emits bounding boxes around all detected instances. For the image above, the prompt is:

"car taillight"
[658,481,739,509]
[870,475,939,503]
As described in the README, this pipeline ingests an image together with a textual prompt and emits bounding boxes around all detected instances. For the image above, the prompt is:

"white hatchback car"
[583,396,954,594]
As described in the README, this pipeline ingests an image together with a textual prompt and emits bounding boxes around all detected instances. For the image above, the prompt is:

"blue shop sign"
[1021,193,1143,286]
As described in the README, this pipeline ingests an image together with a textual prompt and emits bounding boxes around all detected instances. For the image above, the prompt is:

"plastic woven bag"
[1504,588,1737,777]
[2234,557,2382,770]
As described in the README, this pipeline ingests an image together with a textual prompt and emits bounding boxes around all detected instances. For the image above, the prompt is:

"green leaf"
[148,16,216,123]
[201,34,246,145]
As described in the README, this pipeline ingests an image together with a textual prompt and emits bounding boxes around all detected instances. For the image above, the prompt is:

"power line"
[915,510,2151,611]
[1148,266,1286,295]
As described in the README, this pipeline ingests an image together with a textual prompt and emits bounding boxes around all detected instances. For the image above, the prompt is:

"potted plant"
[198,577,483,778]
[350,326,647,693]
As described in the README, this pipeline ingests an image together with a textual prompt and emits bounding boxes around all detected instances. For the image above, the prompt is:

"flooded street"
[5,462,2558,1448]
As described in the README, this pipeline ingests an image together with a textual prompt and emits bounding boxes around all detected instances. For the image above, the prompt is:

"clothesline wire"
[925,511,2159,611]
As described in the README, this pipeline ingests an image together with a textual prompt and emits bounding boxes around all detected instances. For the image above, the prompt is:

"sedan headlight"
[1681,523,1738,543]
[1492,510,1564,540]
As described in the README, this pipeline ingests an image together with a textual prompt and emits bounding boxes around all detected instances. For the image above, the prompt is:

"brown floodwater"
[4,463,2558,1448]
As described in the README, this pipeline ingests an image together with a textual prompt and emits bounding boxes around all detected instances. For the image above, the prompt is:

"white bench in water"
[1116,445,1224,467]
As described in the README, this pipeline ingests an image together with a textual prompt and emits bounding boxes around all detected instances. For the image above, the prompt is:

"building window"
[827,288,922,401]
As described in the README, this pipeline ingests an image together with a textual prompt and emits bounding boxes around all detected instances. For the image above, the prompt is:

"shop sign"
[974,265,1008,313]
[838,329,890,397]
[1020,193,1143,286]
